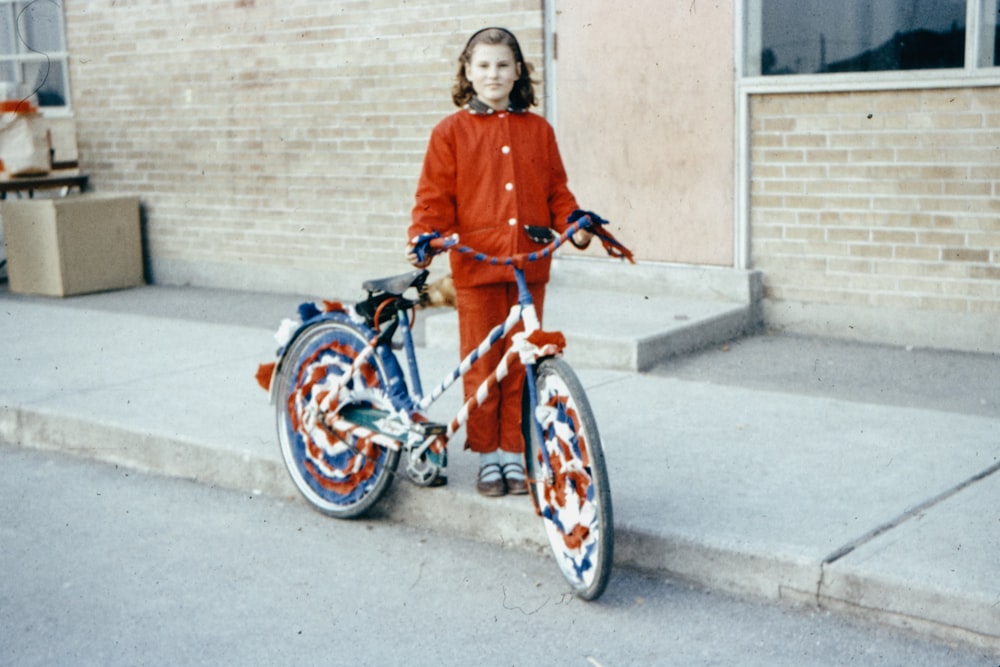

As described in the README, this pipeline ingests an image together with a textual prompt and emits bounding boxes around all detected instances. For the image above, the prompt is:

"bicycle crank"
[403,421,448,486]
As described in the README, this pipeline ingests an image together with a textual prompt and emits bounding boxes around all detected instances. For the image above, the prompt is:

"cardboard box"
[2,194,144,296]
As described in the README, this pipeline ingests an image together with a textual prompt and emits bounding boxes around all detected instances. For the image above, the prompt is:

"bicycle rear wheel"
[274,318,402,519]
[524,357,614,600]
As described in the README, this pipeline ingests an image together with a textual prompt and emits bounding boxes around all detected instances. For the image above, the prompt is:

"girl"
[407,27,592,496]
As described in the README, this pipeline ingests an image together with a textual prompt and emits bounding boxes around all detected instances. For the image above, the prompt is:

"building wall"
[59,1,999,353]
[750,87,1000,352]
[64,0,545,296]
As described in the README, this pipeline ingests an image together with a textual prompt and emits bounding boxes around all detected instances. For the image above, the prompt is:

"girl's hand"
[567,210,635,263]
[571,228,594,249]
[406,244,433,268]
[567,209,603,249]
[406,232,440,268]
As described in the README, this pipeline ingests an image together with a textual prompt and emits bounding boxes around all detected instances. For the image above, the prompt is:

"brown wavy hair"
[451,27,537,109]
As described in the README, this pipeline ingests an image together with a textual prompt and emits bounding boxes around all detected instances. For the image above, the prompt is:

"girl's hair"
[451,27,537,109]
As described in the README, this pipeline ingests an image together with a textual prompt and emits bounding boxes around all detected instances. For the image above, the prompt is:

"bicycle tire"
[524,357,614,600]
[274,318,403,519]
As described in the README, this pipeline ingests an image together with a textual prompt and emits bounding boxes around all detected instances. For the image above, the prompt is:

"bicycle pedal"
[410,421,447,436]
[404,448,447,486]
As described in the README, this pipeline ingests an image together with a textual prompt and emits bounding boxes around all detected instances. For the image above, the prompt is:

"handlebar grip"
[409,232,446,265]
[568,209,608,229]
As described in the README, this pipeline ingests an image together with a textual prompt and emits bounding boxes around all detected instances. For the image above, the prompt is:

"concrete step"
[424,258,763,371]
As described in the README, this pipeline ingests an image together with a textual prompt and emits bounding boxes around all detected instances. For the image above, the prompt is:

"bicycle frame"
[395,258,558,475]
[311,225,584,488]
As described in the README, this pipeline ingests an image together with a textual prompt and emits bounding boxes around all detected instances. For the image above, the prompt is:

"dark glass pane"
[760,0,966,75]
[27,60,66,106]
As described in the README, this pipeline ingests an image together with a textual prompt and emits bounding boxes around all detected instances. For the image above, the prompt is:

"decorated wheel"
[525,357,614,600]
[274,318,405,518]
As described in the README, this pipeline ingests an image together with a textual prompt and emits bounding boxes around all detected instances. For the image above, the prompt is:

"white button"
[505,182,513,191]
[498,113,506,118]
[501,145,511,154]
[508,218,517,226]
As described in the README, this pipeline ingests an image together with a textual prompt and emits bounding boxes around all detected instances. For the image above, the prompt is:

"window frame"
[738,0,1000,92]
[0,0,71,115]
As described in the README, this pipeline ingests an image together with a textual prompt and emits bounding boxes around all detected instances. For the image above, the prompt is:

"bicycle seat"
[362,269,429,296]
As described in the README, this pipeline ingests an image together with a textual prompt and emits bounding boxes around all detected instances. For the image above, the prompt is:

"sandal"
[501,462,528,495]
[476,462,506,497]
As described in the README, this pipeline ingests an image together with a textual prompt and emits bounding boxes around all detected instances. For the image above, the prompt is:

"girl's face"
[465,43,520,111]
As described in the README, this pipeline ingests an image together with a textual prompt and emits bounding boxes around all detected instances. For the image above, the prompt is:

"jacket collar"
[466,96,526,115]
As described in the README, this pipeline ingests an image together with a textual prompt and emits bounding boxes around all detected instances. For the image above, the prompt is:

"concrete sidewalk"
[1,285,997,651]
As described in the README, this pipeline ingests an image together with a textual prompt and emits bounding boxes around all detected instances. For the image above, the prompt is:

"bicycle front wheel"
[274,318,402,519]
[525,357,614,600]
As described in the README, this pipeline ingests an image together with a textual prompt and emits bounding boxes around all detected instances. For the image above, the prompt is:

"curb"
[3,403,997,651]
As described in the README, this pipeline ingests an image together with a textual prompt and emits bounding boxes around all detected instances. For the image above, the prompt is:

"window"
[745,0,999,78]
[0,0,69,110]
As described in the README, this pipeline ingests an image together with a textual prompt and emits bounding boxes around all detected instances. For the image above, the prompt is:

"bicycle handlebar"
[412,211,635,267]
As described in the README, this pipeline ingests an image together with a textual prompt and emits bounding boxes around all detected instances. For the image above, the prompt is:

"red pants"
[456,282,546,454]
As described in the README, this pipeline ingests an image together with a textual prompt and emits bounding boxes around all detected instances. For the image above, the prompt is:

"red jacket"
[409,104,579,287]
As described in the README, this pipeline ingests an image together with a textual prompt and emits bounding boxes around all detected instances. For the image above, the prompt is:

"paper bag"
[0,112,51,176]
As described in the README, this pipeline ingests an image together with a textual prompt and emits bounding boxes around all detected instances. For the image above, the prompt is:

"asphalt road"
[1,444,992,666]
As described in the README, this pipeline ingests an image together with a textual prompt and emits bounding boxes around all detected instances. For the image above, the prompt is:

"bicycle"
[256,212,633,601]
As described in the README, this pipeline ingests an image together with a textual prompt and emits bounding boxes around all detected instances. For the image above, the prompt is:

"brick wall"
[750,87,1000,352]
[64,0,544,295]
